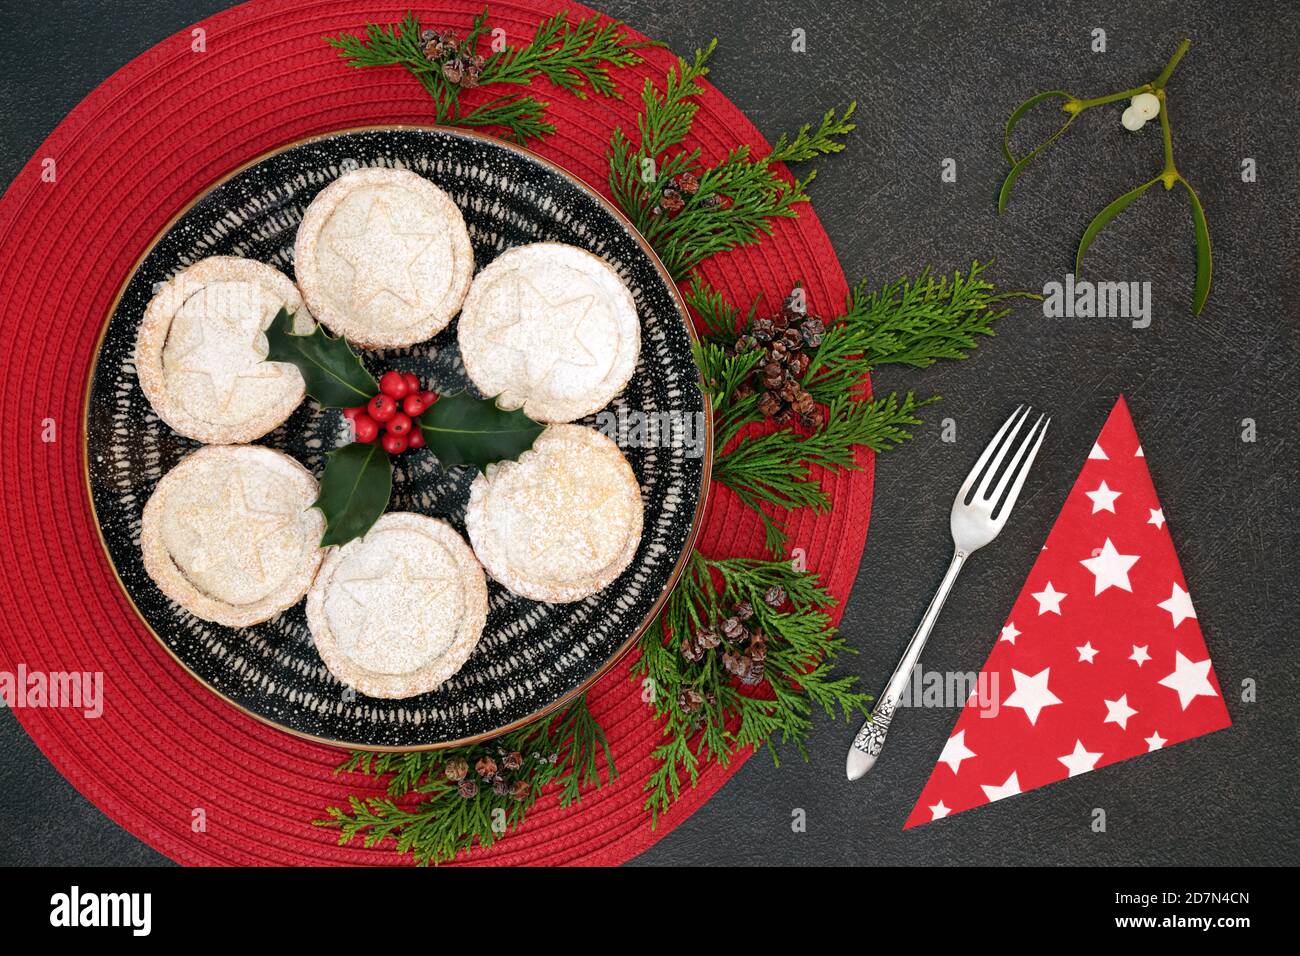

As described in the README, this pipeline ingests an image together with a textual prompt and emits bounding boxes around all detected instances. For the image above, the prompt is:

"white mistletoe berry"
[1131,91,1161,121]
[1121,106,1146,131]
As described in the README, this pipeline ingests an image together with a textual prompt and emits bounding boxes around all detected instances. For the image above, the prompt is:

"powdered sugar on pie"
[140,445,325,627]
[457,242,640,422]
[294,167,473,348]
[306,513,488,699]
[465,424,643,603]
[135,256,314,443]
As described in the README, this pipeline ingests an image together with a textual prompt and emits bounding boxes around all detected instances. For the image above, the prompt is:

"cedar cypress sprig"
[768,104,858,164]
[712,392,931,555]
[316,694,612,865]
[636,552,871,820]
[326,9,648,145]
[608,42,855,280]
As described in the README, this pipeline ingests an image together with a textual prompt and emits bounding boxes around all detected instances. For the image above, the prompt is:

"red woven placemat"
[0,0,871,865]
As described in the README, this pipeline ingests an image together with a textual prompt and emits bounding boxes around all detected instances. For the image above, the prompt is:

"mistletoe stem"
[1154,38,1192,89]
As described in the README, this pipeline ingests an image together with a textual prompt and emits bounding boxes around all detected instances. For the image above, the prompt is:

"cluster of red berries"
[342,370,438,455]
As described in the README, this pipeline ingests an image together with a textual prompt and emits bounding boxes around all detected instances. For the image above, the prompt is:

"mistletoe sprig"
[1000,39,1212,314]
[317,694,613,865]
[326,9,650,145]
[265,309,542,546]
[609,41,857,280]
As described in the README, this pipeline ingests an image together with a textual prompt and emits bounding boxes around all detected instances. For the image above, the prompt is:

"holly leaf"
[313,442,393,547]
[418,392,544,473]
[265,308,378,408]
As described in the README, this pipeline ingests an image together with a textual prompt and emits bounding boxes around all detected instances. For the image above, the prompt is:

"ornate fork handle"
[846,549,967,780]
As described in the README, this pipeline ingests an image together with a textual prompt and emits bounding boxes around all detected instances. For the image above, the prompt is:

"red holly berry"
[402,372,421,394]
[387,412,412,436]
[419,390,438,408]
[402,393,429,416]
[342,405,364,421]
[381,432,408,455]
[367,394,397,422]
[379,370,409,399]
[351,414,379,444]
[407,426,425,449]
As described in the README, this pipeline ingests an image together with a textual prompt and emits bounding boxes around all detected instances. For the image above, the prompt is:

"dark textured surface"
[2,0,1297,866]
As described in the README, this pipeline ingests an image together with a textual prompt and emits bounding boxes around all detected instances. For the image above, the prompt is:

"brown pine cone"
[660,187,685,214]
[762,364,785,390]
[678,688,705,712]
[696,627,722,649]
[502,751,523,771]
[721,648,744,675]
[457,778,479,799]
[793,390,817,414]
[751,318,777,343]
[675,172,701,195]
[442,58,464,83]
[735,333,759,354]
[510,780,530,801]
[443,757,469,782]
[790,352,811,376]
[773,408,795,426]
[757,392,782,417]
[748,635,768,662]
[680,636,705,663]
[800,317,826,348]
[493,777,511,796]
[800,409,825,431]
[764,585,787,607]
[733,599,754,621]
[721,616,747,641]
[735,381,756,400]
[476,756,498,779]
[783,287,807,317]
[740,656,766,686]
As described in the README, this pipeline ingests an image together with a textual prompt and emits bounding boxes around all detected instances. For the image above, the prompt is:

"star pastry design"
[1157,651,1218,710]
[523,474,619,564]
[1002,667,1062,726]
[1147,508,1166,530]
[1129,644,1151,667]
[166,298,283,410]
[929,800,951,820]
[1145,731,1167,751]
[1079,538,1139,595]
[1058,739,1102,777]
[999,622,1021,645]
[1103,693,1138,730]
[937,729,976,774]
[339,557,460,646]
[1085,479,1122,514]
[1031,581,1067,615]
[1157,583,1196,627]
[485,278,599,390]
[328,198,438,310]
[1076,641,1099,663]
[981,771,1021,803]
[178,469,291,582]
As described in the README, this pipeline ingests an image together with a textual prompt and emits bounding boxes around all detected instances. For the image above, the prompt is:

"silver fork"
[846,405,1049,780]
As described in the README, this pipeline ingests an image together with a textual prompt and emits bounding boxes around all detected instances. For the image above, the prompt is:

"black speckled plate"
[85,126,710,750]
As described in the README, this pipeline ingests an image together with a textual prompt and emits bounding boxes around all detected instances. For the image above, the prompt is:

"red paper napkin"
[905,395,1231,828]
